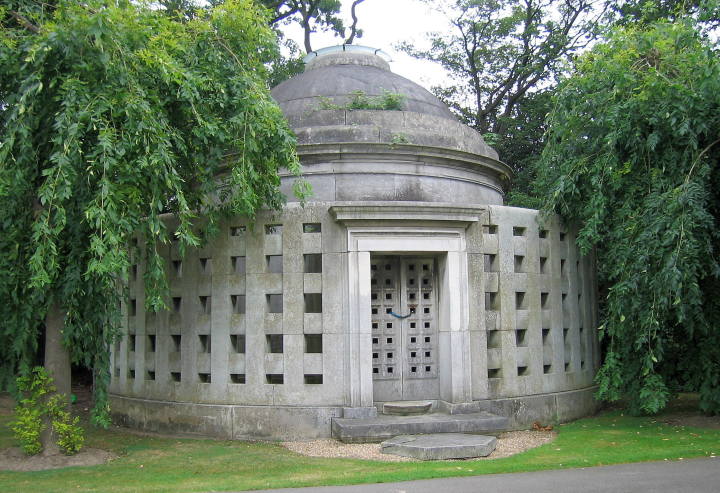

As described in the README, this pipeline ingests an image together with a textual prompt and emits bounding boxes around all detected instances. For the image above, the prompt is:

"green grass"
[1,403,719,493]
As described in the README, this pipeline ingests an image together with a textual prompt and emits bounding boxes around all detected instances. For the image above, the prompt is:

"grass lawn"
[0,395,718,493]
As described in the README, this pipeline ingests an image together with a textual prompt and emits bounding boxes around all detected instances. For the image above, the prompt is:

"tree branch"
[344,0,365,45]
[10,10,40,33]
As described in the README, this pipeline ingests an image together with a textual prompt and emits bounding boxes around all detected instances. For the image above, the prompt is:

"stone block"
[381,433,497,460]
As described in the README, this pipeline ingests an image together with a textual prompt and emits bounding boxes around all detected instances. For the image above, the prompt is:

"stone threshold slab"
[331,412,508,443]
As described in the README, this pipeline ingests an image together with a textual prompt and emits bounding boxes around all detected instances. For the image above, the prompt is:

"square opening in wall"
[372,337,379,344]
[488,368,501,378]
[199,296,211,315]
[114,367,120,378]
[372,322,378,329]
[303,223,321,233]
[513,226,526,236]
[385,293,392,300]
[266,255,283,274]
[539,229,549,239]
[515,292,527,310]
[385,308,392,314]
[131,264,138,281]
[266,374,284,384]
[540,257,548,274]
[543,364,552,374]
[581,360,586,370]
[230,334,246,353]
[564,362,571,372]
[423,307,430,314]
[560,232,567,241]
[172,297,182,313]
[230,226,246,237]
[386,322,393,329]
[560,259,566,277]
[128,369,135,379]
[487,330,501,349]
[304,334,322,353]
[230,373,246,384]
[423,292,430,300]
[129,335,136,352]
[171,372,181,382]
[266,334,283,353]
[542,328,550,344]
[199,257,212,275]
[231,295,246,314]
[372,308,378,315]
[146,371,155,381]
[516,329,528,347]
[541,292,549,308]
[484,254,498,272]
[514,255,525,273]
[198,334,211,353]
[304,293,322,313]
[563,328,569,342]
[424,336,430,343]
[172,260,182,277]
[485,292,499,310]
[373,367,379,374]
[129,299,137,317]
[267,294,283,313]
[265,224,283,235]
[171,334,181,352]
[483,225,498,235]
[198,373,211,383]
[304,254,322,273]
[387,337,393,344]
[304,374,323,384]
[147,335,156,353]
[231,256,246,275]
[517,366,529,376]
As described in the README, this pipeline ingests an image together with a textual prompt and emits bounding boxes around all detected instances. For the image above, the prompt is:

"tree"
[261,0,366,53]
[535,20,720,414]
[399,0,606,199]
[0,0,304,452]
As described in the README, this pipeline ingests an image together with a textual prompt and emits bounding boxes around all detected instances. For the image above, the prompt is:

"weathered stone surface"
[383,400,433,416]
[332,412,509,443]
[381,433,497,460]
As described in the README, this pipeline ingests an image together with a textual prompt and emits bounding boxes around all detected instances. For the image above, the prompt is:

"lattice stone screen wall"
[109,203,599,438]
[110,203,347,407]
[468,206,599,401]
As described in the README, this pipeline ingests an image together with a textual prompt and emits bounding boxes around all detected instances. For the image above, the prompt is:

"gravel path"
[283,430,556,462]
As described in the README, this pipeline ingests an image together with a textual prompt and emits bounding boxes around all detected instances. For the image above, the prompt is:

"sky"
[280,0,453,90]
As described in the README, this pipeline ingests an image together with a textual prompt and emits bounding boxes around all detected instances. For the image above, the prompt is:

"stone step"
[331,411,509,443]
[381,433,497,460]
[382,400,433,416]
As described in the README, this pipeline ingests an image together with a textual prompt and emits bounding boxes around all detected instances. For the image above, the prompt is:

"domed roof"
[272,46,456,120]
[271,46,510,206]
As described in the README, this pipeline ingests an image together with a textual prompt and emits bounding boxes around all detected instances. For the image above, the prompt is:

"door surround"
[342,224,475,410]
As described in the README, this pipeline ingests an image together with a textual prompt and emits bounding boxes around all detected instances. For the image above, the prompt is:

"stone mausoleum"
[109,46,600,441]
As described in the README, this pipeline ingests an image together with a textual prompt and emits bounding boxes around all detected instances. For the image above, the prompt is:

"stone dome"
[272,46,456,121]
[272,46,511,205]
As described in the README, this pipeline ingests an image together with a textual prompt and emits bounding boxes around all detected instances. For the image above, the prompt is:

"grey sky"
[281,0,451,90]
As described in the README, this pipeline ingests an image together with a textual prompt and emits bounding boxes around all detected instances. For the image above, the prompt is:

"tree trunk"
[41,303,70,456]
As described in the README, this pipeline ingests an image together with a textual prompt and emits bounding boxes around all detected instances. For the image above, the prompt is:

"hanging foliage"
[536,20,720,414]
[0,0,306,424]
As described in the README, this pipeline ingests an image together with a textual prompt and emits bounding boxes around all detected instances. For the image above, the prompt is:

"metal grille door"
[371,257,439,402]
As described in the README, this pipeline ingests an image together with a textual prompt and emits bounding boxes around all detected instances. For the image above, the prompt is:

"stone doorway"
[370,256,440,402]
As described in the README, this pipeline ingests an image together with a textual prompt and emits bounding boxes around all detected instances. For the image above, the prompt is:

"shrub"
[9,367,85,455]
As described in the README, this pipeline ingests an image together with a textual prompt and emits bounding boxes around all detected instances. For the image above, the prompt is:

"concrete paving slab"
[381,433,497,460]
